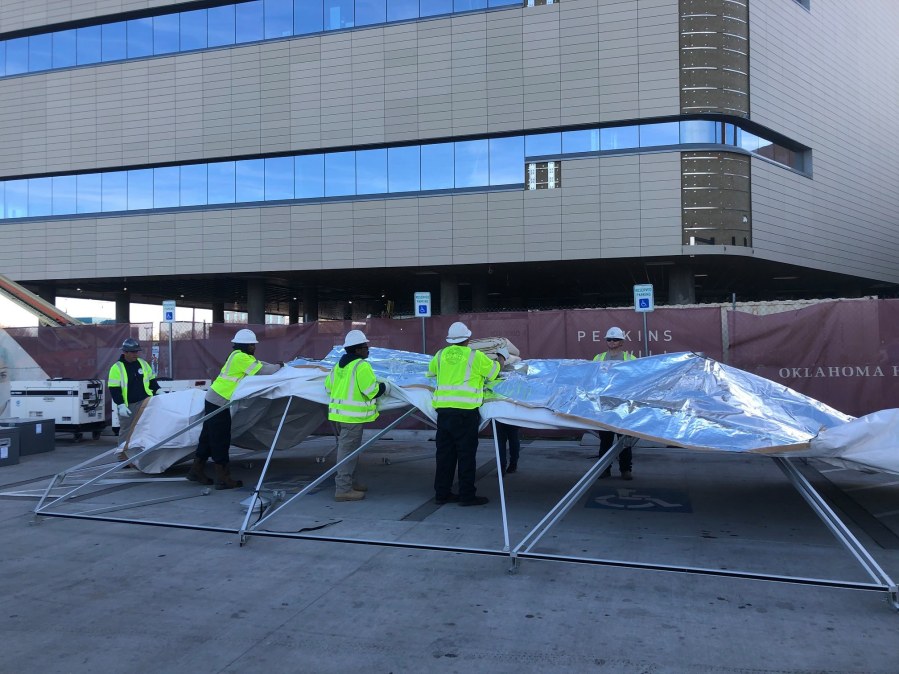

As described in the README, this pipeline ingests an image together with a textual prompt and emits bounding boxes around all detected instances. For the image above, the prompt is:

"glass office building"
[0,0,896,319]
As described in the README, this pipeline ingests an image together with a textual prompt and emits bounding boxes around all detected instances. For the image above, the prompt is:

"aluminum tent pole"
[239,395,294,544]
[491,419,511,553]
[774,457,899,610]
[249,407,417,531]
[34,399,236,514]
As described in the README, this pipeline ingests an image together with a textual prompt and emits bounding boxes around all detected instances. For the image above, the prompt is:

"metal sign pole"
[168,321,174,379]
[421,317,426,354]
[642,312,649,357]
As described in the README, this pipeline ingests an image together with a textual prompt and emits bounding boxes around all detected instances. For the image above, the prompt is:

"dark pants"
[599,430,632,472]
[434,408,480,501]
[196,400,232,465]
[496,422,520,468]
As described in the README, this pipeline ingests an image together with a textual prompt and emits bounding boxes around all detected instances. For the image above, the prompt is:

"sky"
[0,295,212,333]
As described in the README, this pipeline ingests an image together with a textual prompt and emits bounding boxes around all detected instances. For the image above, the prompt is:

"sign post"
[162,300,176,378]
[633,284,654,357]
[414,292,431,353]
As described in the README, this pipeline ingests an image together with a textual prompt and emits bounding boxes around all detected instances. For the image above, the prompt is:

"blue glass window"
[525,132,561,158]
[153,14,181,55]
[264,157,294,200]
[127,169,154,210]
[77,26,102,65]
[489,136,524,186]
[153,167,180,208]
[737,129,760,153]
[562,129,599,154]
[324,0,354,29]
[489,0,517,6]
[208,162,236,204]
[102,23,127,62]
[723,123,736,146]
[5,38,28,75]
[52,176,77,215]
[600,125,638,151]
[356,0,387,26]
[236,1,265,43]
[208,5,236,47]
[127,18,154,58]
[421,143,454,190]
[356,149,388,195]
[265,0,295,38]
[236,159,265,202]
[5,181,27,218]
[680,120,719,144]
[420,0,452,16]
[28,178,52,217]
[387,0,418,22]
[180,164,208,206]
[52,30,77,68]
[0,43,5,78]
[102,173,127,212]
[76,174,101,214]
[454,0,486,12]
[455,140,488,189]
[29,34,53,72]
[325,152,356,197]
[388,146,420,192]
[180,9,208,51]
[295,0,324,34]
[295,154,324,198]
[640,122,679,147]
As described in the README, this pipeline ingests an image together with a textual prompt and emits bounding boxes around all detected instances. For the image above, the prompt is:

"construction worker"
[108,338,159,457]
[429,321,503,506]
[324,329,389,502]
[593,326,636,480]
[188,329,283,489]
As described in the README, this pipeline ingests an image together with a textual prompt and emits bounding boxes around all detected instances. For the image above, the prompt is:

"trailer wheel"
[72,432,83,443]
[92,430,103,440]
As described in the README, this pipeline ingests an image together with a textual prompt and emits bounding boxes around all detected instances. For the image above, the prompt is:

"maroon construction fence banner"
[5,299,898,416]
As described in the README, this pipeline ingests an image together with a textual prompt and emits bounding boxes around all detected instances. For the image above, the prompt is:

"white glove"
[382,381,394,397]
[117,403,132,419]
[496,347,510,361]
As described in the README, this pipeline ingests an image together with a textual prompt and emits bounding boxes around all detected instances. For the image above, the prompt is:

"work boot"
[435,493,459,505]
[621,470,633,481]
[600,466,612,479]
[213,463,243,490]
[186,458,213,485]
[506,463,517,474]
[335,489,365,502]
[352,482,368,492]
[459,496,489,507]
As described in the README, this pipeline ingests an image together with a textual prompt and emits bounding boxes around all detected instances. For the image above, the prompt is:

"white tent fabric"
[120,348,899,476]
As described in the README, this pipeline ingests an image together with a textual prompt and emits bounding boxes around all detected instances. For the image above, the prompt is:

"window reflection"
[525,132,561,158]
[388,146,420,192]
[102,173,127,212]
[29,34,53,72]
[639,122,679,147]
[420,0,453,15]
[76,26,102,65]
[265,157,294,200]
[562,129,599,154]
[127,169,154,210]
[154,167,180,208]
[356,149,388,195]
[236,159,265,202]
[180,10,208,51]
[52,176,77,215]
[180,164,207,206]
[102,23,126,62]
[127,18,154,59]
[295,0,324,34]
[208,162,235,204]
[680,120,719,144]
[76,174,101,214]
[153,14,181,55]
[600,126,638,150]
[325,0,355,29]
[357,0,387,26]
[421,143,454,190]
[208,5,236,47]
[489,136,524,186]
[52,30,77,68]
[326,152,356,197]
[387,0,419,22]
[5,181,27,218]
[295,154,325,198]
[28,177,52,217]
[5,38,28,75]
[265,0,295,39]
[455,140,488,188]
[236,1,265,44]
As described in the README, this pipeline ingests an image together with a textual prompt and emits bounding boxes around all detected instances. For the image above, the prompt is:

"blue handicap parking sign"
[639,298,649,308]
[586,487,692,513]
[418,304,428,314]
[164,310,174,321]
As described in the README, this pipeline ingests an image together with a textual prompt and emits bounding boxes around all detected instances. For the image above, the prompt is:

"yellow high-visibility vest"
[210,350,263,401]
[107,358,154,407]
[594,351,637,361]
[324,358,380,423]
[429,345,499,410]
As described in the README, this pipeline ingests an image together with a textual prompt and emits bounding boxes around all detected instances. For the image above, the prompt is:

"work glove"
[117,403,132,419]
[382,380,394,397]
[496,347,510,361]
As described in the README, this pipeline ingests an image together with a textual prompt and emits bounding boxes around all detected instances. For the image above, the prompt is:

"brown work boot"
[186,458,213,485]
[621,470,633,481]
[335,489,365,502]
[352,482,368,492]
[213,463,243,490]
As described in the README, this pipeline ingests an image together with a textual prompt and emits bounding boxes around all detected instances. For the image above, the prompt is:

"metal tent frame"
[33,398,899,611]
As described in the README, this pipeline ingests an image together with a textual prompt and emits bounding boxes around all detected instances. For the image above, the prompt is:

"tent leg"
[249,407,418,531]
[512,436,624,557]
[774,457,899,610]
[492,419,511,553]
[239,396,294,545]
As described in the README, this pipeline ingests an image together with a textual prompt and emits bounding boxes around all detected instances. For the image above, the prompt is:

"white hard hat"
[446,321,472,344]
[605,326,626,340]
[232,328,258,344]
[343,329,368,348]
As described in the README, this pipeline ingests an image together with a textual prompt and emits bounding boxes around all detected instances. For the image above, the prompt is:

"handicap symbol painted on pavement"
[586,487,692,513]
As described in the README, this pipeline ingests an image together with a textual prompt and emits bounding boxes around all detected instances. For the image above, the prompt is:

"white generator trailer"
[9,379,106,441]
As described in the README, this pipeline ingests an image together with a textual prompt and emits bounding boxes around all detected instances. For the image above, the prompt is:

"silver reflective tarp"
[123,347,899,475]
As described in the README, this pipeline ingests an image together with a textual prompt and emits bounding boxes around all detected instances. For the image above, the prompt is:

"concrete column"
[668,266,696,305]
[471,279,488,312]
[212,303,225,324]
[440,274,458,315]
[303,287,319,323]
[37,283,56,305]
[115,292,131,324]
[288,300,300,324]
[247,279,265,325]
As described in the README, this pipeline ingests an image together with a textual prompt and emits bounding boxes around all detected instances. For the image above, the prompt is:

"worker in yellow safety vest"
[593,326,637,480]
[429,321,503,506]
[324,329,390,502]
[188,328,283,489]
[107,338,159,458]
